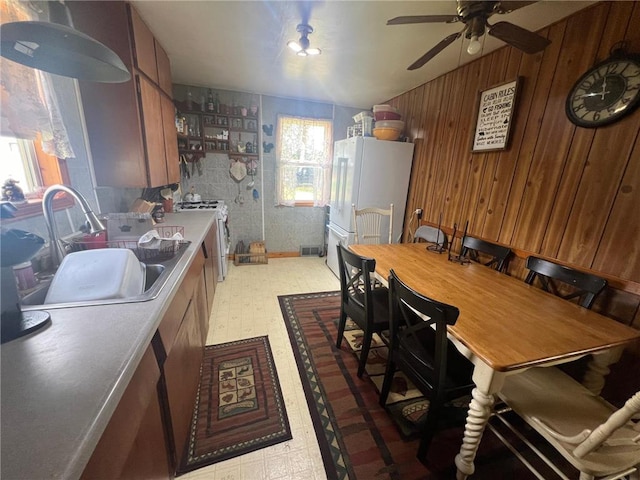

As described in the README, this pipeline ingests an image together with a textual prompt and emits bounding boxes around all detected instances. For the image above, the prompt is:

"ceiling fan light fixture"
[287,40,302,53]
[287,23,321,57]
[467,35,482,55]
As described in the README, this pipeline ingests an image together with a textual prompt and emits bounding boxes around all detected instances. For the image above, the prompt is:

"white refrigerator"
[326,136,415,277]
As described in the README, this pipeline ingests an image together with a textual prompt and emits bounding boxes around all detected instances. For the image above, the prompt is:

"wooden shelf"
[176,100,259,160]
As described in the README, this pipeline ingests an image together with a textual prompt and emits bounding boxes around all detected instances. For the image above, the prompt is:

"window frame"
[1,137,74,222]
[276,115,333,207]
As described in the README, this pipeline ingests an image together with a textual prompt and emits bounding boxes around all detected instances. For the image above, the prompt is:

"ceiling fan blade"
[408,31,462,70]
[387,15,460,25]
[488,21,550,54]
[496,1,537,14]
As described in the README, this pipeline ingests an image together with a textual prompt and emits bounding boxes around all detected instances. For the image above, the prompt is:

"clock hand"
[600,76,607,100]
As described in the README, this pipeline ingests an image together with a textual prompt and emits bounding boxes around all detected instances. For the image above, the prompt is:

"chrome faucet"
[42,184,105,267]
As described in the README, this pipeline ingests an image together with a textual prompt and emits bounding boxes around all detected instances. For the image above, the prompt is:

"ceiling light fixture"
[287,24,321,57]
[466,16,485,56]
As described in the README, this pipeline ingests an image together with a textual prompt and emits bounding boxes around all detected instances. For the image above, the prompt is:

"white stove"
[175,200,229,281]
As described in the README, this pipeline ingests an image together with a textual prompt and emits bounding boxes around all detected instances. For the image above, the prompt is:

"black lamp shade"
[0,20,131,83]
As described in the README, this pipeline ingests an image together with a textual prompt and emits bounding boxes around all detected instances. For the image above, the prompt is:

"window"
[276,115,333,206]
[1,0,74,220]
[0,134,72,219]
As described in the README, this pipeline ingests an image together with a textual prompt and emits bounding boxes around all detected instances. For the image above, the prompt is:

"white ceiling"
[132,1,594,109]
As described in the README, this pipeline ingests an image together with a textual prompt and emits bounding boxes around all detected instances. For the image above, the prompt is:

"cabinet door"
[155,40,173,97]
[163,294,204,466]
[138,75,168,187]
[129,4,158,83]
[82,346,169,479]
[161,94,181,185]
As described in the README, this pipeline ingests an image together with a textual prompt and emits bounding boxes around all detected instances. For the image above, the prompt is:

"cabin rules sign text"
[472,79,518,152]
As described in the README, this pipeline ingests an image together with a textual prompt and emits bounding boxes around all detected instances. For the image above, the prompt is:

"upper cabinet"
[68,1,179,188]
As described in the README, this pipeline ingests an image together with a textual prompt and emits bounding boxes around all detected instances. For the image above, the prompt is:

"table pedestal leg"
[582,346,623,395]
[455,366,504,479]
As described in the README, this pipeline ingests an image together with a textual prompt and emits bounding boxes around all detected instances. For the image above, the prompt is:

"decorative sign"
[472,79,519,152]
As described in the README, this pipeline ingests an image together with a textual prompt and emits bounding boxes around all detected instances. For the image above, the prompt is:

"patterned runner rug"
[278,291,574,480]
[178,336,291,474]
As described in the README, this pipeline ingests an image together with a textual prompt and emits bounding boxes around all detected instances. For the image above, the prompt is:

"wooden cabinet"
[81,345,170,480]
[84,224,217,476]
[156,249,207,469]
[68,1,179,188]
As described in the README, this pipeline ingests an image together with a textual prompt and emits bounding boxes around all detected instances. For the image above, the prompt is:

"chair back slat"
[461,235,511,272]
[414,225,448,249]
[574,390,640,458]
[524,256,607,309]
[388,269,460,399]
[337,244,375,312]
[352,204,393,244]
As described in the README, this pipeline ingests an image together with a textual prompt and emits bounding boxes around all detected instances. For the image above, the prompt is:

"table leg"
[454,364,505,479]
[581,346,623,395]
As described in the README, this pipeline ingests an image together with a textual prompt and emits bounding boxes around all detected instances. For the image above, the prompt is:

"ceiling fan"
[388,0,551,71]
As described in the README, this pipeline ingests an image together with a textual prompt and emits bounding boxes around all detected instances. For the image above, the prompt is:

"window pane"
[277,116,332,206]
[0,136,38,195]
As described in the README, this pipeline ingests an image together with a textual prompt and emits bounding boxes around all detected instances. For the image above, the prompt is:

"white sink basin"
[20,242,190,310]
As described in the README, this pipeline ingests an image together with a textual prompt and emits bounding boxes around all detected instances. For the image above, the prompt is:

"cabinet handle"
[201,242,209,259]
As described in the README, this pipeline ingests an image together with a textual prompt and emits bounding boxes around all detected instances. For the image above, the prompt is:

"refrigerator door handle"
[328,224,349,243]
[337,157,348,212]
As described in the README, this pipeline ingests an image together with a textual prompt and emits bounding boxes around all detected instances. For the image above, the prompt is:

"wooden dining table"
[349,243,640,480]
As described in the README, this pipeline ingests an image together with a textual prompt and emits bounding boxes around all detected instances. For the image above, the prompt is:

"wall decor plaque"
[472,78,519,152]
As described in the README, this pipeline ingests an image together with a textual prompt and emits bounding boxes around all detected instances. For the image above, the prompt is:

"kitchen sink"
[20,241,191,310]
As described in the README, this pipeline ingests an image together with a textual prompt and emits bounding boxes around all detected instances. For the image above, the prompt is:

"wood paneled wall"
[389,2,640,400]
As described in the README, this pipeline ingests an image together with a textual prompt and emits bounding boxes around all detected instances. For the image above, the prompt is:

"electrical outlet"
[415,208,423,220]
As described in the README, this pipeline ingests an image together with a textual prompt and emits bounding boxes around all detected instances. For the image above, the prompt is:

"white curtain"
[0,0,75,159]
[276,115,332,206]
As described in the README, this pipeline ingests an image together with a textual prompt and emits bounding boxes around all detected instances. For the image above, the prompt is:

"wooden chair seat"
[499,366,640,478]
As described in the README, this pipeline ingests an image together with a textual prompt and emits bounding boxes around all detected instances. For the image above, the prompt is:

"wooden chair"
[352,203,393,244]
[461,235,511,272]
[414,225,448,250]
[497,366,640,480]
[524,256,607,309]
[335,244,390,378]
[380,269,474,461]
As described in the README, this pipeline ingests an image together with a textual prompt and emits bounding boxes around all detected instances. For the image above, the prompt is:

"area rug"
[278,291,575,480]
[178,336,291,474]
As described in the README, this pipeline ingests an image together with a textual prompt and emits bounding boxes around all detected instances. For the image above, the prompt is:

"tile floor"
[182,256,340,480]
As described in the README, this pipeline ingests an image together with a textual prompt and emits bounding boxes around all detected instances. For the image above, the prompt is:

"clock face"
[566,56,640,128]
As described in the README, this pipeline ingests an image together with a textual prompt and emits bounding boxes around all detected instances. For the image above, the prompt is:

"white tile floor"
[182,257,340,480]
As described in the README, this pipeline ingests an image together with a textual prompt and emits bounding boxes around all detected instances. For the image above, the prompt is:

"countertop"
[1,212,215,480]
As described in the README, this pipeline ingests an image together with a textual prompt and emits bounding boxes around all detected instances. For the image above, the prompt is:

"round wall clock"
[566,51,640,128]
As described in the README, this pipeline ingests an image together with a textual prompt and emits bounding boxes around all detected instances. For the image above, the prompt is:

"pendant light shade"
[0,1,130,83]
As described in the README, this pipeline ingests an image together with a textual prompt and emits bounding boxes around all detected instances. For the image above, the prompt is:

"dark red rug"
[278,291,576,480]
[178,336,291,474]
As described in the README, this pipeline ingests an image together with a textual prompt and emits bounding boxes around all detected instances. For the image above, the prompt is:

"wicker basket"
[234,240,268,266]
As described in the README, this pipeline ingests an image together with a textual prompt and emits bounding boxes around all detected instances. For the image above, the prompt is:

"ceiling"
[132,1,594,109]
